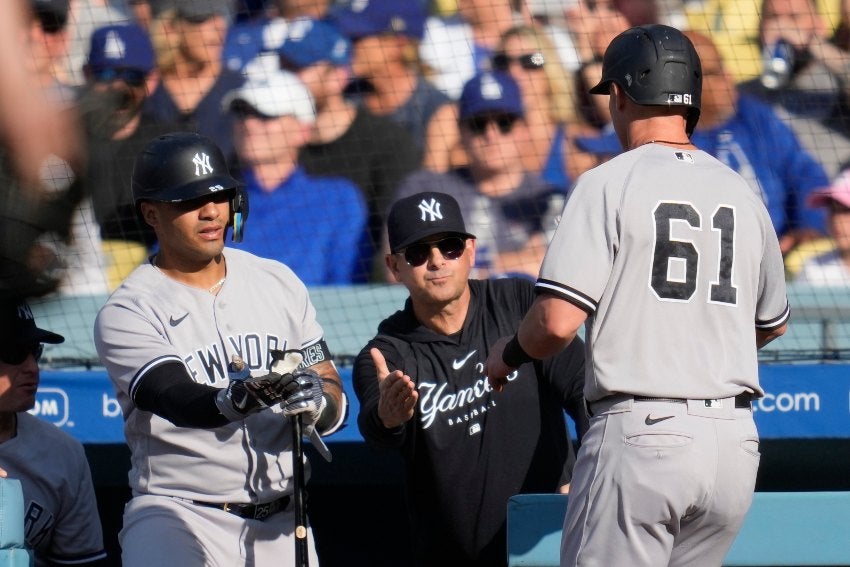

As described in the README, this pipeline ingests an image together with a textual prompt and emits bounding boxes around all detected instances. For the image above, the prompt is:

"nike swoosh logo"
[645,414,674,426]
[169,313,190,327]
[452,350,478,370]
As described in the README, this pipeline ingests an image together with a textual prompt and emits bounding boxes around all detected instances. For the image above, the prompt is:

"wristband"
[502,334,534,368]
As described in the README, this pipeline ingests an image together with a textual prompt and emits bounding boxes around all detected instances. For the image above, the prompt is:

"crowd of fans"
[10,0,850,291]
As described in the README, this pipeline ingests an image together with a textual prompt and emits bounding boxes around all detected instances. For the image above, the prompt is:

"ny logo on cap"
[103,29,127,60]
[193,152,213,176]
[418,198,443,222]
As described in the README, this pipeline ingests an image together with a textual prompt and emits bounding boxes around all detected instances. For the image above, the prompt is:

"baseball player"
[93,132,347,566]
[485,25,790,566]
[353,191,587,566]
[0,297,107,565]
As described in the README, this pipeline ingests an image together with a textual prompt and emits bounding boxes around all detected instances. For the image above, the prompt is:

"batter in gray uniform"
[94,132,347,566]
[485,25,790,566]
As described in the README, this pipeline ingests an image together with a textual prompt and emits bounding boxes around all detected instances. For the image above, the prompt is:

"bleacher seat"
[0,477,34,566]
[507,492,850,566]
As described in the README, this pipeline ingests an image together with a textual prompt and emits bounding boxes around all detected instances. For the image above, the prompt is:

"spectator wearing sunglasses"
[81,22,182,289]
[329,0,461,173]
[352,191,587,567]
[494,25,601,194]
[143,0,243,160]
[225,69,371,284]
[0,298,108,565]
[393,71,564,279]
[419,0,581,102]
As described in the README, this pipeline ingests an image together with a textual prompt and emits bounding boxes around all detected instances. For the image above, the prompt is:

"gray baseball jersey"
[540,144,789,402]
[93,248,324,502]
[0,412,106,566]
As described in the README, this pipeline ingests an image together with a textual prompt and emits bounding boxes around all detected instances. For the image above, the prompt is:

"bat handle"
[292,415,309,567]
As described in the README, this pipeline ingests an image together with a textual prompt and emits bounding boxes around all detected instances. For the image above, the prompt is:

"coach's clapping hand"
[371,348,418,429]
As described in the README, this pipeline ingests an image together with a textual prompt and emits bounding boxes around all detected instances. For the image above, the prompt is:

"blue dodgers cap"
[459,72,524,121]
[330,0,426,41]
[87,23,155,73]
[278,18,351,69]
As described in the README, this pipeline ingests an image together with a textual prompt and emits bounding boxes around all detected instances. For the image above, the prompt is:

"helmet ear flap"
[230,188,249,243]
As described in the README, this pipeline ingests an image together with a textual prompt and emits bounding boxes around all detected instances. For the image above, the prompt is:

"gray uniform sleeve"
[538,167,617,312]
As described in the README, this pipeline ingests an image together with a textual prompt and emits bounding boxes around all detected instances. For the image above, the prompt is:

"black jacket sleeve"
[542,336,589,441]
[352,338,409,450]
[133,361,229,429]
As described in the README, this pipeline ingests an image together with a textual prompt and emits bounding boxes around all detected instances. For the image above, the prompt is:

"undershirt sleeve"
[133,361,228,429]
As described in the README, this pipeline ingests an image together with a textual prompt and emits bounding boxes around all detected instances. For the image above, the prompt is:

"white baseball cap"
[223,69,316,124]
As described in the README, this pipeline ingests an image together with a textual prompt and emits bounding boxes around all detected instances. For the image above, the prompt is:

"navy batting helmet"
[132,132,248,242]
[589,24,702,134]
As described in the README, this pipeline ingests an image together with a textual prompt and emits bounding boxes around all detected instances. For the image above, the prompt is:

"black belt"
[633,393,753,409]
[192,495,291,520]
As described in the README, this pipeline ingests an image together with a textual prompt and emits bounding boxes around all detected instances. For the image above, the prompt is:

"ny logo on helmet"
[192,152,213,176]
[418,198,443,222]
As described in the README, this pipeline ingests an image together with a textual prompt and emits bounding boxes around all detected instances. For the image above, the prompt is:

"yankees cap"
[387,192,476,253]
[0,299,64,346]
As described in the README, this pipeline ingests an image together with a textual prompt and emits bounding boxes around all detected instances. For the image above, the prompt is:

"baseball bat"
[292,413,309,567]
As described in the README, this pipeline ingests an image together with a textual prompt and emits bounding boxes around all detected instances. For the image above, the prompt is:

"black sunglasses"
[492,52,545,72]
[91,67,147,88]
[0,344,44,366]
[463,114,519,136]
[399,237,467,267]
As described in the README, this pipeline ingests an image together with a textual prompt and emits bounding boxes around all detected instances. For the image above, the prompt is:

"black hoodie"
[353,277,587,567]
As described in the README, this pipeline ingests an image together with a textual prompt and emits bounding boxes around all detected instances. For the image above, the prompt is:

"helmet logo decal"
[667,93,692,104]
[625,73,633,86]
[192,152,213,176]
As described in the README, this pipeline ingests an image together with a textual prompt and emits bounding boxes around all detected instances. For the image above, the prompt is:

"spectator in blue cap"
[80,23,183,289]
[391,71,563,280]
[279,17,421,281]
[330,0,461,173]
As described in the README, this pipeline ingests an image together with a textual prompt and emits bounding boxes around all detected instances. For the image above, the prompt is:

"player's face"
[388,234,476,308]
[0,344,41,413]
[143,195,230,265]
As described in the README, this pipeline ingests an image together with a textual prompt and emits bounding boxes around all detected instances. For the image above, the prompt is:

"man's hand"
[484,336,515,392]
[215,351,302,421]
[371,348,418,429]
[280,368,326,426]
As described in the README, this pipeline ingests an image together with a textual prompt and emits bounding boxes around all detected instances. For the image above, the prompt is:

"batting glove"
[280,368,326,426]
[215,350,303,421]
